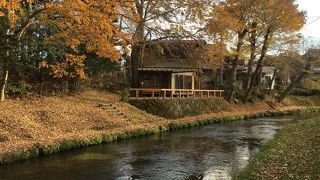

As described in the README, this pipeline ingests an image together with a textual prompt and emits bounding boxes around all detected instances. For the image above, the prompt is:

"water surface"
[0,114,317,180]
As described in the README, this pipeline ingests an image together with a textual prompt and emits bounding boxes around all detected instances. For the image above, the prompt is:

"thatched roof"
[140,39,226,70]
[144,39,207,60]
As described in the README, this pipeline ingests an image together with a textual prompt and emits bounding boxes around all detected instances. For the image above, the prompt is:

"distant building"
[236,66,277,90]
[206,65,278,90]
[131,40,222,90]
[130,40,278,98]
[313,67,320,75]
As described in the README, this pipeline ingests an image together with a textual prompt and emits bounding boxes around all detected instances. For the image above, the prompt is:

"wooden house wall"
[138,71,171,89]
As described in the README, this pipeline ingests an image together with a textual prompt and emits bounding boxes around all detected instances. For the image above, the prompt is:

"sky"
[296,0,320,39]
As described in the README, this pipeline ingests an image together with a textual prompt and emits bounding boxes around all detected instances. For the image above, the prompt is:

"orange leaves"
[0,0,36,27]
[207,0,305,35]
[0,0,4,7]
[206,0,305,57]
[38,0,124,79]
[66,54,86,66]
[51,54,87,79]
[207,0,260,35]
[256,0,305,32]
[51,63,69,79]
[1,0,125,80]
[46,0,123,57]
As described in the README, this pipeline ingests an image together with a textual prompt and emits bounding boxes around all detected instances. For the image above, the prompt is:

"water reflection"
[0,114,315,180]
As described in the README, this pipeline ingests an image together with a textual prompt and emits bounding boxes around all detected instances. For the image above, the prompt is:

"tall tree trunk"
[277,64,311,103]
[0,67,8,102]
[243,29,272,103]
[219,35,224,87]
[226,30,248,102]
[131,1,146,88]
[131,44,144,87]
[1,33,10,102]
[1,53,9,102]
[243,22,257,91]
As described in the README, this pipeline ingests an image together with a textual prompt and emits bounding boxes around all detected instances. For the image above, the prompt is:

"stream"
[1,114,317,180]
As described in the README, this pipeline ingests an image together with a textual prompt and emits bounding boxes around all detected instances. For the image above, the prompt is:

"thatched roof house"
[131,40,224,89]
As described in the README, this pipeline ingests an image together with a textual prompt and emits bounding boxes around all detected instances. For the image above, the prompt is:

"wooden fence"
[129,88,224,99]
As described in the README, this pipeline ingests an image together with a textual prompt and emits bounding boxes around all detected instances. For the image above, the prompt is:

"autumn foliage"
[0,0,128,98]
[42,0,125,79]
[206,0,306,102]
[0,0,312,101]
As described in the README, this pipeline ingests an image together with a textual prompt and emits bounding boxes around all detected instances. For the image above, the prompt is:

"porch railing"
[129,88,224,99]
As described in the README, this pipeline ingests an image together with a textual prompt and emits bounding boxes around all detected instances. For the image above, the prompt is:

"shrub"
[256,90,266,100]
[7,83,35,98]
[234,87,245,100]
[129,98,231,119]
[120,88,130,102]
[300,80,320,90]
[274,85,288,93]
[290,88,320,96]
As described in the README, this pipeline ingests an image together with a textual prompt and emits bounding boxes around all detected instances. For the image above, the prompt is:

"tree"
[206,0,257,102]
[278,44,320,102]
[242,0,305,102]
[206,0,305,102]
[0,0,124,100]
[119,0,212,87]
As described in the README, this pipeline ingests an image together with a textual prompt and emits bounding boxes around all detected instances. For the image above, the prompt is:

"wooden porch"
[129,88,224,99]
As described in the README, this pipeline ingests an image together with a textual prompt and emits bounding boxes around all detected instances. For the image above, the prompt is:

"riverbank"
[235,114,320,179]
[0,90,320,165]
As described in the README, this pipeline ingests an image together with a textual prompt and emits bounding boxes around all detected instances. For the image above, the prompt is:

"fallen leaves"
[236,114,320,179]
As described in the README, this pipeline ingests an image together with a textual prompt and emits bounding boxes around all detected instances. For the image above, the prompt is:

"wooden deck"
[129,88,224,99]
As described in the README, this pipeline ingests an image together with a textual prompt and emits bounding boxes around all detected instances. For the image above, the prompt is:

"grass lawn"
[235,115,320,180]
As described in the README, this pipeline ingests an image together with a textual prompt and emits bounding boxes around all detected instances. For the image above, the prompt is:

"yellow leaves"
[0,0,35,27]
[68,38,82,52]
[11,0,125,80]
[51,54,87,79]
[2,0,124,57]
[206,0,252,37]
[39,61,49,68]
[45,0,123,60]
[65,54,86,66]
[207,0,305,35]
[51,63,69,79]
[260,0,305,32]
[206,0,305,61]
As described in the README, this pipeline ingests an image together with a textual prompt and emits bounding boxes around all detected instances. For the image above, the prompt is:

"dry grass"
[0,90,313,160]
[0,90,164,156]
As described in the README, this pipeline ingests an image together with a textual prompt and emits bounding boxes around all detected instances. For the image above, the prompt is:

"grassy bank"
[129,98,231,119]
[236,115,320,180]
[0,91,319,165]
[283,95,320,107]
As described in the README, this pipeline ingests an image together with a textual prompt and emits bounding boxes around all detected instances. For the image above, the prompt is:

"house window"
[142,75,152,88]
[175,75,184,89]
[184,76,192,89]
[175,75,192,89]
